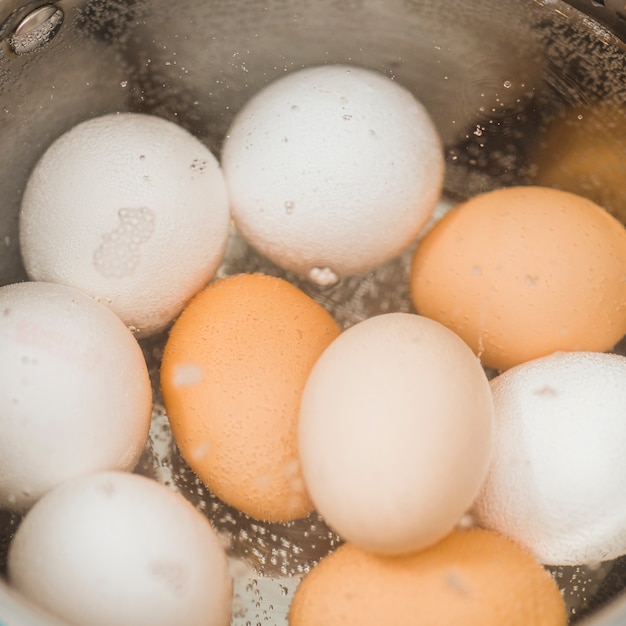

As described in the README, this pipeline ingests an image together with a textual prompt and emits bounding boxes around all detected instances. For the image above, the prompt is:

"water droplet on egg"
[93,207,156,278]
[282,459,299,477]
[190,158,208,173]
[190,441,211,462]
[172,362,204,387]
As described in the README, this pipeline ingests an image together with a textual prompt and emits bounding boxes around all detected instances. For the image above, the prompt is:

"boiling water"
[1,0,626,623]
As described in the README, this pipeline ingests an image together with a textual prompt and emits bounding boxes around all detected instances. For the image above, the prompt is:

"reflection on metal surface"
[9,5,63,55]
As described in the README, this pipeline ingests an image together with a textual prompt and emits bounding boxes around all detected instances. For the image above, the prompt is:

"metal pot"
[1,0,626,623]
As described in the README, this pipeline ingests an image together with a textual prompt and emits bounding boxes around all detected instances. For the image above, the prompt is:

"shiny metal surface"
[0,0,625,624]
[564,0,626,42]
[10,4,64,55]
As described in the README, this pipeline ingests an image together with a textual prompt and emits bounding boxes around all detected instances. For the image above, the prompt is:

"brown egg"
[160,273,341,522]
[289,528,567,626]
[533,103,626,224]
[410,186,626,370]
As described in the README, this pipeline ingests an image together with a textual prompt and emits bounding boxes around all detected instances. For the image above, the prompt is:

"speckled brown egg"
[288,527,567,626]
[533,103,626,224]
[410,186,626,370]
[160,273,341,522]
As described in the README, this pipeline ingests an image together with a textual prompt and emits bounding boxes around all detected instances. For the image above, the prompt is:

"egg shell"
[534,103,626,224]
[0,281,152,513]
[288,528,567,626]
[19,112,230,337]
[8,471,232,626]
[160,273,341,522]
[410,185,626,370]
[473,350,626,566]
[298,312,494,554]
[221,64,444,285]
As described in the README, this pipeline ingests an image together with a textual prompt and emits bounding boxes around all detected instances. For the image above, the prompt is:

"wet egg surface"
[0,281,152,513]
[160,273,341,523]
[288,528,567,626]
[19,112,230,337]
[410,186,626,370]
[298,312,494,555]
[8,471,233,626]
[221,64,444,285]
[473,351,626,566]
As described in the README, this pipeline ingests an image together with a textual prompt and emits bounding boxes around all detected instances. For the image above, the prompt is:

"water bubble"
[190,158,208,173]
[93,207,156,278]
[308,266,339,286]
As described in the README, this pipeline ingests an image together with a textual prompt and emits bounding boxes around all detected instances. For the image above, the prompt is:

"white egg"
[8,471,233,626]
[298,312,494,554]
[221,65,444,286]
[0,281,152,513]
[472,351,626,566]
[19,113,230,337]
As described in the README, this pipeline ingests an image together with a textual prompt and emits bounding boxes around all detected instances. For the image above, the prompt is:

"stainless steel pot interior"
[1,0,626,624]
